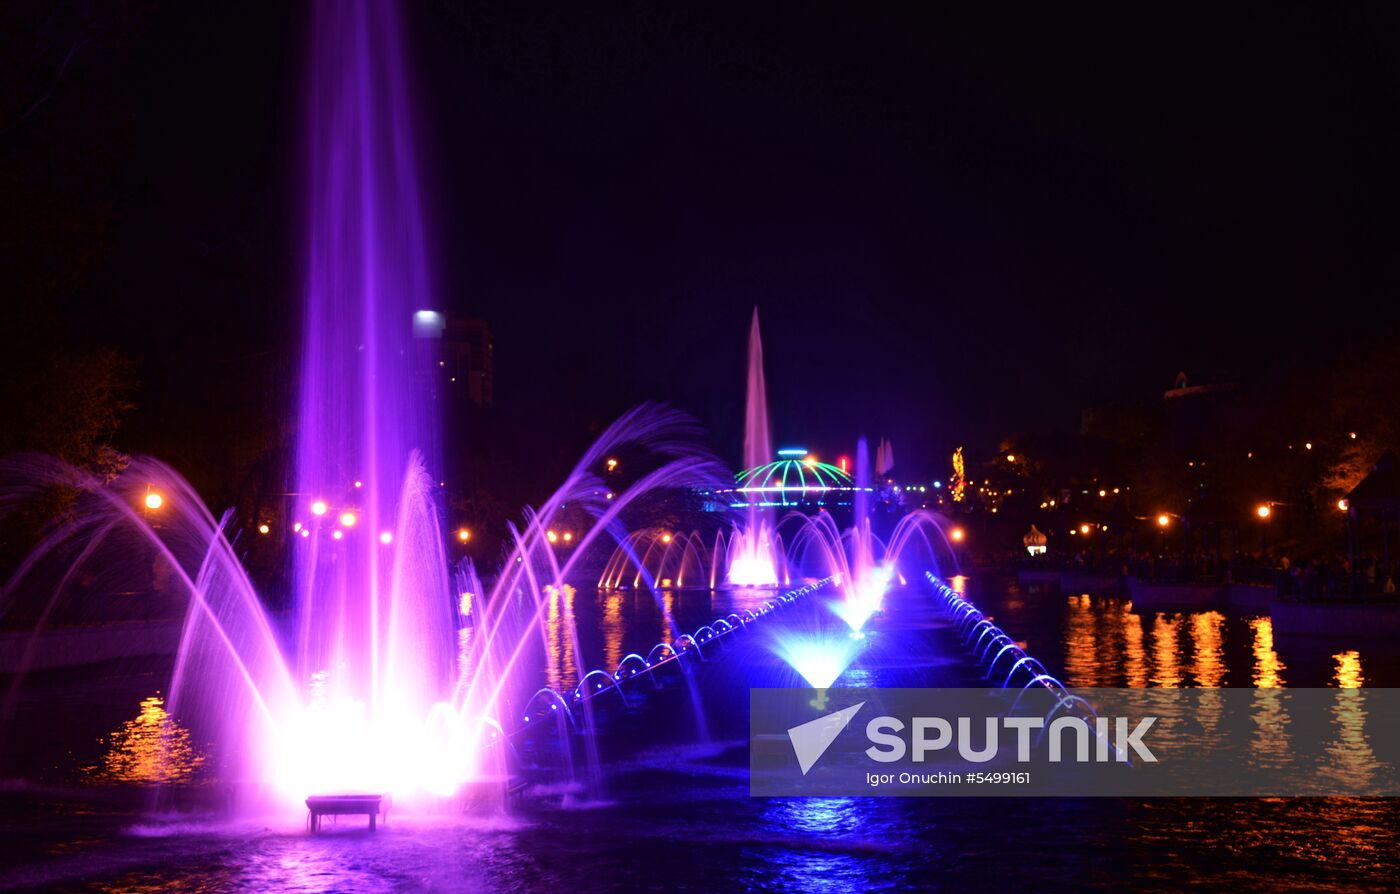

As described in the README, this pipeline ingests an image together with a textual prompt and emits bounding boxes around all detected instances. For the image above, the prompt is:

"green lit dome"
[735,449,853,497]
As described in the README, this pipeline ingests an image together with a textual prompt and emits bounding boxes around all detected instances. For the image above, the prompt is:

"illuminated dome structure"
[713,448,866,508]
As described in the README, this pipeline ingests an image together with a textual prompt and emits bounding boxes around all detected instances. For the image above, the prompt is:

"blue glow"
[776,448,808,457]
[772,633,859,688]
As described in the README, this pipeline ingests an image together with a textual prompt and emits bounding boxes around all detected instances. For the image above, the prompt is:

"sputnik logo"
[787,701,865,774]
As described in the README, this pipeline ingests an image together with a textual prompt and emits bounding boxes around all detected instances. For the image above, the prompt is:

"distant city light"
[144,492,164,510]
[332,530,343,540]
[300,528,310,538]
[457,528,471,543]
[949,527,965,543]
[1350,432,1358,440]
[380,531,394,545]
[339,511,357,527]
[412,309,445,338]
[562,531,573,543]
[660,532,672,544]
[293,522,303,533]
[354,480,363,488]
[1098,489,1107,497]
[1006,454,1016,463]
[1338,499,1349,512]
[606,457,619,472]
[1305,442,1313,450]
[546,530,558,543]
[258,523,270,535]
[933,480,942,488]
[311,500,328,516]
[1079,523,1091,535]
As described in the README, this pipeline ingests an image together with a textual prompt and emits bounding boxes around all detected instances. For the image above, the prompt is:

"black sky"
[6,2,1400,477]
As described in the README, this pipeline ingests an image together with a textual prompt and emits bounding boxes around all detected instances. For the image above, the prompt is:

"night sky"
[6,2,1400,478]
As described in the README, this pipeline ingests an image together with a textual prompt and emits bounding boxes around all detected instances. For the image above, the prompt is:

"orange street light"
[949,527,965,543]
[457,527,471,543]
[1256,504,1272,519]
[144,491,164,511]
[1157,514,1170,528]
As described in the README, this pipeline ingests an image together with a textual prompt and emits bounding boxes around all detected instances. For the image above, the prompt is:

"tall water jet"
[727,308,780,586]
[285,0,455,793]
[840,436,890,633]
[742,308,772,474]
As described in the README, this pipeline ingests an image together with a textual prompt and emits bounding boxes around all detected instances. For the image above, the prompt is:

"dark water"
[2,576,1398,892]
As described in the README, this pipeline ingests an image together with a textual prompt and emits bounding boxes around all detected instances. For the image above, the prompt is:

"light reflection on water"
[1150,613,1182,688]
[997,586,1393,691]
[1251,617,1286,688]
[536,585,785,693]
[86,694,207,785]
[9,577,1400,892]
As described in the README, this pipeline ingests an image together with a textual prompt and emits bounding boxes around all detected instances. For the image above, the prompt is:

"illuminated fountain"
[725,309,782,587]
[0,0,734,812]
[765,440,963,687]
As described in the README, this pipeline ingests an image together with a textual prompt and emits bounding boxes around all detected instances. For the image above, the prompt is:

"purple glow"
[726,309,782,587]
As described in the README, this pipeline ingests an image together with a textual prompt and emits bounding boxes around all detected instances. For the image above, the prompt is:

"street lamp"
[1156,514,1170,528]
[457,527,471,543]
[1256,504,1271,519]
